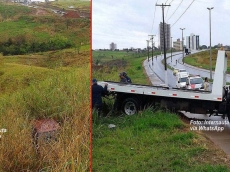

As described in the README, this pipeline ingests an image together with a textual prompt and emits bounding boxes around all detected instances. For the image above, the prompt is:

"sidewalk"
[143,58,164,85]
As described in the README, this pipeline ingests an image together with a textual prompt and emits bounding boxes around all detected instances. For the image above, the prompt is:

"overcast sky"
[92,0,230,49]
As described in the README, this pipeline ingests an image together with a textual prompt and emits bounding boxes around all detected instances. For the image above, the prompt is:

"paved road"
[143,52,230,155]
[166,50,230,83]
[145,52,181,87]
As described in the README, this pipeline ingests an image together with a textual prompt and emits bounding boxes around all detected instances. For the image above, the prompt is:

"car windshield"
[190,78,204,84]
[179,77,187,82]
[179,69,186,72]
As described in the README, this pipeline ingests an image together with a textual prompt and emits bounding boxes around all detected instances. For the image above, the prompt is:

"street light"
[180,28,185,62]
[171,37,172,62]
[146,40,149,62]
[207,7,214,80]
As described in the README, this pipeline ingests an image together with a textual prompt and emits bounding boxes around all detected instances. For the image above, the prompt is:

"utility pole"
[146,40,150,62]
[180,28,185,63]
[148,35,155,64]
[156,3,171,86]
[171,37,172,62]
[207,7,214,80]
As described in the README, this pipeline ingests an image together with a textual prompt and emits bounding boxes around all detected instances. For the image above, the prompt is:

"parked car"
[186,76,204,90]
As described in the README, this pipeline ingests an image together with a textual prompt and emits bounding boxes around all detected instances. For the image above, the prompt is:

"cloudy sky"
[92,0,230,49]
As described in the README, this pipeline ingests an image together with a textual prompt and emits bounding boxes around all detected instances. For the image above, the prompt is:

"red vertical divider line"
[90,0,93,171]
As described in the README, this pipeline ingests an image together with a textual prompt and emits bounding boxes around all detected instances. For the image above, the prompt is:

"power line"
[171,0,195,28]
[165,0,174,19]
[150,0,159,33]
[167,0,183,22]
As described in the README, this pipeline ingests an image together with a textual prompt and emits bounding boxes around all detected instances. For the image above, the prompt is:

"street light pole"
[146,40,149,62]
[207,7,214,80]
[148,35,155,64]
[180,28,185,63]
[171,37,172,62]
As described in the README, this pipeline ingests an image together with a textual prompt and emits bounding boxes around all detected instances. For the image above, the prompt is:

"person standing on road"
[176,59,177,65]
[204,77,210,91]
[92,79,108,116]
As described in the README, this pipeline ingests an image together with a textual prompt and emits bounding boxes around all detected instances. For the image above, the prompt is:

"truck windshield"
[190,78,204,84]
[179,77,187,82]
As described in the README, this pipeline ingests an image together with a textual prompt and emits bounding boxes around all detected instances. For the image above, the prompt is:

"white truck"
[98,50,230,121]
[176,71,189,88]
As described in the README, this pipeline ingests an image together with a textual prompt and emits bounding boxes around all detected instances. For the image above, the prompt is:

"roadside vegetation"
[92,50,162,84]
[51,0,90,11]
[92,50,230,171]
[0,2,90,171]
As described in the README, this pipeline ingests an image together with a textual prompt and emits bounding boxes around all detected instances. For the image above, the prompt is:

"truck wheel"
[121,98,140,115]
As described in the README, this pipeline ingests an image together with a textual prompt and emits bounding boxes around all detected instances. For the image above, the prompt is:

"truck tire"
[121,98,140,115]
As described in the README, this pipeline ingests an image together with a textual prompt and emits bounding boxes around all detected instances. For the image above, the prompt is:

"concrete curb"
[143,58,164,85]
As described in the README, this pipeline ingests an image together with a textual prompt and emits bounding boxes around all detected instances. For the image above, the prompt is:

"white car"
[173,68,179,76]
[174,68,189,76]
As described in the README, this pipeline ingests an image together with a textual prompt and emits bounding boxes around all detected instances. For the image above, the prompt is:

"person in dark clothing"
[122,72,132,83]
[92,79,108,116]
[119,73,128,83]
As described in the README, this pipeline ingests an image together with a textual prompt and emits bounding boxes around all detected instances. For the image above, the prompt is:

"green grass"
[0,66,90,171]
[92,50,162,84]
[0,3,90,50]
[0,16,90,44]
[51,0,90,11]
[0,50,90,170]
[0,3,31,19]
[93,110,230,171]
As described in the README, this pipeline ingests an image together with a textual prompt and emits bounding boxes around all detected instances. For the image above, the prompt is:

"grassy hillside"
[0,2,90,171]
[92,50,161,85]
[0,3,90,56]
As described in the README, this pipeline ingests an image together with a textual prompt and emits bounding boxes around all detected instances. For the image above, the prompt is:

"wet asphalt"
[144,51,230,155]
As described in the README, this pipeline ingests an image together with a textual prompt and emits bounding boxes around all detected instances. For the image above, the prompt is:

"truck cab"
[176,72,189,88]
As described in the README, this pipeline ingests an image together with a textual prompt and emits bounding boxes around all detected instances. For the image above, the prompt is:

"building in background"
[173,39,182,51]
[159,22,171,50]
[186,33,199,50]
[110,42,117,51]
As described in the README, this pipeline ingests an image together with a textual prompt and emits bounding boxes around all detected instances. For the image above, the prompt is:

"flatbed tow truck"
[98,50,230,121]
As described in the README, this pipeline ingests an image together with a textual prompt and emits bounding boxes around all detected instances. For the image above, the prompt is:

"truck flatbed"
[98,81,220,102]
